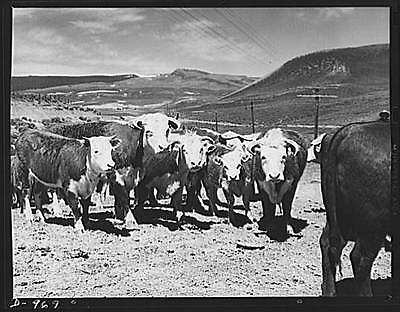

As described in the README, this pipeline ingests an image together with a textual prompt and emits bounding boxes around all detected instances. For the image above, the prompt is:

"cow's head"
[132,113,180,153]
[169,132,214,172]
[82,135,120,172]
[307,133,327,163]
[221,145,252,181]
[248,129,300,183]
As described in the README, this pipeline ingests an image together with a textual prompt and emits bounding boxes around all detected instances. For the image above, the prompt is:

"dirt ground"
[12,162,391,298]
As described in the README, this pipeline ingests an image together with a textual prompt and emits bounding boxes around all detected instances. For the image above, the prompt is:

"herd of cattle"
[10,110,391,296]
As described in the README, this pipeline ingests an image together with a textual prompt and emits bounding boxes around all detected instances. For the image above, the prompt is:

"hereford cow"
[316,115,391,296]
[135,131,214,226]
[15,129,119,232]
[217,132,262,224]
[45,120,144,228]
[248,128,307,238]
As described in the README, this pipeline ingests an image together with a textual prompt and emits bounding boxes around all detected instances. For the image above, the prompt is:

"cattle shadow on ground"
[229,211,253,228]
[181,215,218,231]
[86,219,131,237]
[257,217,309,242]
[133,207,220,231]
[45,216,75,227]
[335,278,392,296]
[44,212,130,236]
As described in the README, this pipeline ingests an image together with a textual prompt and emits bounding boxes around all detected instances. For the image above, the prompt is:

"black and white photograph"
[8,5,393,299]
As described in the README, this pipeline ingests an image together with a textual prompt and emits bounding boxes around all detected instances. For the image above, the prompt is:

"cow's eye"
[261,156,266,160]
[94,150,99,154]
[282,155,287,160]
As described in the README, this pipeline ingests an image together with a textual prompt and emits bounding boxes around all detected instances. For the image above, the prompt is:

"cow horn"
[285,139,301,156]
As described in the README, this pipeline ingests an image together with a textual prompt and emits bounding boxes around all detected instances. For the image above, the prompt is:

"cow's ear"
[250,143,261,155]
[79,137,90,147]
[110,137,121,149]
[206,144,216,154]
[168,119,179,130]
[285,139,300,156]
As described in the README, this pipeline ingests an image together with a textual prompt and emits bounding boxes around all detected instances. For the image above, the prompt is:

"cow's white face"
[86,136,119,172]
[259,144,287,182]
[221,145,251,180]
[173,133,211,171]
[136,113,180,153]
[252,128,299,183]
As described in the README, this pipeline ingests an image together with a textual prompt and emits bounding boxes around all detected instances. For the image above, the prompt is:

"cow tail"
[323,138,345,278]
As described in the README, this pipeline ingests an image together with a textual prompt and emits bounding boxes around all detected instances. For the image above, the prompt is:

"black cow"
[316,115,391,296]
[248,128,307,239]
[15,129,118,232]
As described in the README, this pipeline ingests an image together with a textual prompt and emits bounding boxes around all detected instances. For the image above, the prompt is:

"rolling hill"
[11,74,138,91]
[178,43,389,130]
[220,43,389,100]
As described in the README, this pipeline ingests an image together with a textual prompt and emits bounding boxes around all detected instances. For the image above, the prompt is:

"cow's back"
[15,130,87,184]
[47,121,143,169]
[323,120,391,239]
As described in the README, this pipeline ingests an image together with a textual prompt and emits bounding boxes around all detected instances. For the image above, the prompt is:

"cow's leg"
[350,237,382,296]
[259,191,274,230]
[66,191,84,232]
[134,184,148,222]
[79,196,91,229]
[49,191,63,217]
[223,188,235,224]
[33,182,47,224]
[205,183,219,216]
[281,187,296,235]
[22,188,33,222]
[186,172,203,212]
[147,187,158,206]
[171,187,184,227]
[320,225,346,296]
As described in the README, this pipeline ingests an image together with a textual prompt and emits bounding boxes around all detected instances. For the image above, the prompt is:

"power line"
[214,9,274,63]
[222,8,280,60]
[179,8,272,68]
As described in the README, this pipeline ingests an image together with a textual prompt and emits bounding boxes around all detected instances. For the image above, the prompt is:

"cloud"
[165,18,269,65]
[293,7,355,22]
[69,8,145,34]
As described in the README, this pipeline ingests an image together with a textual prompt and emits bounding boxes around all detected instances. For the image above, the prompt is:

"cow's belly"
[68,176,97,199]
[147,173,182,196]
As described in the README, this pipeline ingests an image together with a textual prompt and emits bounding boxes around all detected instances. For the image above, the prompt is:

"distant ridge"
[11,74,138,91]
[221,43,389,101]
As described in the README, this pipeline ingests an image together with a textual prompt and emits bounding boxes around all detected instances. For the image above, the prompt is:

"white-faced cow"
[15,129,119,232]
[216,131,262,223]
[135,130,214,226]
[315,114,391,296]
[129,112,181,155]
[45,120,144,229]
[248,128,307,238]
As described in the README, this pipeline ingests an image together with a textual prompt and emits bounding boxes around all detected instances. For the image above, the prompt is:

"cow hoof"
[123,220,139,231]
[287,224,295,236]
[74,219,85,233]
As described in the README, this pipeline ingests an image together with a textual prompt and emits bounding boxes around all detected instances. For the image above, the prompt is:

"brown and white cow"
[15,129,119,232]
[248,128,307,239]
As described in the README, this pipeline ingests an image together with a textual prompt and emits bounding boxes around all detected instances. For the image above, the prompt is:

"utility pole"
[297,88,338,139]
[250,100,255,133]
[215,111,218,132]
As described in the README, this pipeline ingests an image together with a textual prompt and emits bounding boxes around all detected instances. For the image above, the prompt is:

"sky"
[12,7,389,77]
